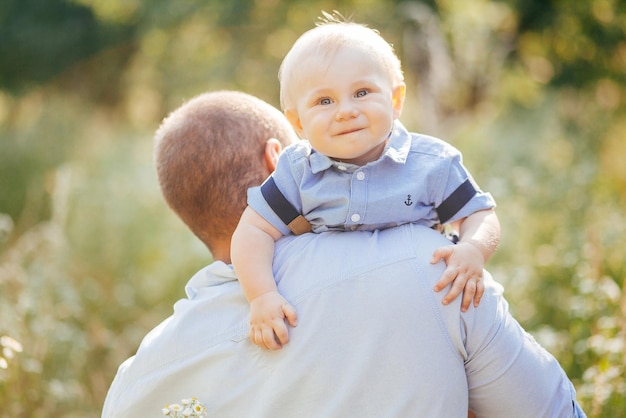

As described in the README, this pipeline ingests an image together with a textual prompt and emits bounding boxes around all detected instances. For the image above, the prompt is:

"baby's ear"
[284,109,303,137]
[392,83,406,118]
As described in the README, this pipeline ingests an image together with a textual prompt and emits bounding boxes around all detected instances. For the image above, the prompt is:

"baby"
[231,14,500,350]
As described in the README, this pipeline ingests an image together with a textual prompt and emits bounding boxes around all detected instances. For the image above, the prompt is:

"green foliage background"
[0,0,624,416]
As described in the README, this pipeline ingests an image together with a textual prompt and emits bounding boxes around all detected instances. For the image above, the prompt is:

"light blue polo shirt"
[102,224,585,417]
[248,121,496,235]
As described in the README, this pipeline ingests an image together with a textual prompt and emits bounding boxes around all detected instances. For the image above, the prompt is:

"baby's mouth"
[336,127,364,136]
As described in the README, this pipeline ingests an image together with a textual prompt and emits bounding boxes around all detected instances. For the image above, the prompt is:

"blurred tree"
[508,0,626,88]
[0,0,135,101]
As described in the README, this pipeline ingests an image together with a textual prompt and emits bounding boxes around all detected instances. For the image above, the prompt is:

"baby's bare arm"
[456,208,501,263]
[432,209,500,311]
[231,207,297,349]
[231,206,283,301]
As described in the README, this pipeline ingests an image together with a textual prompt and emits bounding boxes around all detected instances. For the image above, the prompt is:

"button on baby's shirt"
[356,171,365,180]
[351,214,361,222]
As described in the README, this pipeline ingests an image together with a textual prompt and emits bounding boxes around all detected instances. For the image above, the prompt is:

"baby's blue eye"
[356,90,367,97]
[319,98,332,105]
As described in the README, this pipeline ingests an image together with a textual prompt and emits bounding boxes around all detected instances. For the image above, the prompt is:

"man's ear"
[264,138,282,173]
[284,109,303,137]
[392,83,406,119]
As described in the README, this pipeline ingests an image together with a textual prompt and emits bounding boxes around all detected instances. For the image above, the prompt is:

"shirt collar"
[309,120,411,174]
[185,261,237,299]
[385,120,411,164]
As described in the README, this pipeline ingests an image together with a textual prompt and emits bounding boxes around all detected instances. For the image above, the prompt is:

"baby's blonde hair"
[279,11,404,111]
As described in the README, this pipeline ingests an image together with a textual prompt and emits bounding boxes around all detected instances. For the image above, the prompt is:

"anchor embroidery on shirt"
[404,194,413,206]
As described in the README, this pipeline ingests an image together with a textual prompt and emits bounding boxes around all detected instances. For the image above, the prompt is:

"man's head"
[278,15,406,165]
[154,91,297,259]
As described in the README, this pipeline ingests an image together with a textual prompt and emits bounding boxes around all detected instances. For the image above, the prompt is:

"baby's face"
[285,46,405,166]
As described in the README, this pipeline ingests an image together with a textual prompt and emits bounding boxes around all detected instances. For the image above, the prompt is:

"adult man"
[102,91,585,417]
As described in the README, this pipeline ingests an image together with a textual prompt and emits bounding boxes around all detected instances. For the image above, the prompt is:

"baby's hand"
[431,242,485,312]
[249,291,298,350]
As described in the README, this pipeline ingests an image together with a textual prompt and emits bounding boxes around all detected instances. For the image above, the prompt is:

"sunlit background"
[0,0,624,416]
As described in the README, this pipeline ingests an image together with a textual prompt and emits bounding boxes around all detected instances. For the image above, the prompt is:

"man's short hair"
[154,91,296,252]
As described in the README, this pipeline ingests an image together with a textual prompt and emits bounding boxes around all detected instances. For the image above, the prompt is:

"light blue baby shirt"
[248,121,496,235]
